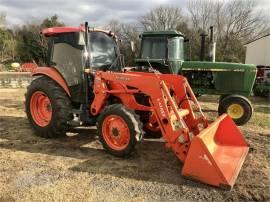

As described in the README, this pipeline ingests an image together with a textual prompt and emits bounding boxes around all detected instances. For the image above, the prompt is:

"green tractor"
[134,30,256,125]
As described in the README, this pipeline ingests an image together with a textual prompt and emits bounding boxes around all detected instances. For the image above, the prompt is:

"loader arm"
[91,71,208,162]
[91,70,249,189]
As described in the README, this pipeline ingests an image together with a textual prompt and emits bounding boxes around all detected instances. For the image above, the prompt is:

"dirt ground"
[0,88,269,202]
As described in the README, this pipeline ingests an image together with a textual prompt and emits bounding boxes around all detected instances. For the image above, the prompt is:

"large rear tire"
[97,104,144,157]
[218,95,253,126]
[25,76,73,138]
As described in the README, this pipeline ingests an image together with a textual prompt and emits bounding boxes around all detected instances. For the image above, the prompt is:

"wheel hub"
[227,104,244,119]
[112,127,120,137]
[30,91,52,127]
[102,115,130,151]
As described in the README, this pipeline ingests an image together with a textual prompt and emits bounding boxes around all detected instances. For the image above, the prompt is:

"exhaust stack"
[200,32,208,61]
[209,26,216,62]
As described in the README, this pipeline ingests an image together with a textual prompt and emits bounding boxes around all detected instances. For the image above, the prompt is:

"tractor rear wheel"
[218,95,253,126]
[25,76,73,138]
[97,104,144,157]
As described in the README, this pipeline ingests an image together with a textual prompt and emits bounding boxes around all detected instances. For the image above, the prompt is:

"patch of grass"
[249,97,270,129]
[249,112,270,129]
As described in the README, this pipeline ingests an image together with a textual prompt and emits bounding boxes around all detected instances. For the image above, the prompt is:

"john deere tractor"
[135,30,257,125]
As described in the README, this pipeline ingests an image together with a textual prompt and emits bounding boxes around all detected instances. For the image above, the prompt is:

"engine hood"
[182,61,256,72]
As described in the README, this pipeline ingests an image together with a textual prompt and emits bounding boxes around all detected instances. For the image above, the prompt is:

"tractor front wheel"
[25,76,73,138]
[97,104,144,157]
[218,95,253,126]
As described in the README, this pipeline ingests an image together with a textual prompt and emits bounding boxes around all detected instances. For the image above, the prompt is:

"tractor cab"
[135,30,185,74]
[42,26,122,103]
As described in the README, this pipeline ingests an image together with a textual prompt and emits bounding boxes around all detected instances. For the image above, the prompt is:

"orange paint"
[89,71,249,188]
[32,67,71,96]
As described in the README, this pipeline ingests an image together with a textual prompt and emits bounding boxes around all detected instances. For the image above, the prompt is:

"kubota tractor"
[25,23,249,189]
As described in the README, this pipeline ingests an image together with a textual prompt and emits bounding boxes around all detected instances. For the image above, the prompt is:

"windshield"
[141,36,184,60]
[141,37,166,59]
[168,37,184,60]
[90,32,118,69]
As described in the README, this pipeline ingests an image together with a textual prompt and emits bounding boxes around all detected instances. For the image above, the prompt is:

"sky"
[0,0,269,27]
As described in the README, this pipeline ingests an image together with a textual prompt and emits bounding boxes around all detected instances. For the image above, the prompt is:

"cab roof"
[141,30,185,37]
[42,26,84,36]
[42,26,116,38]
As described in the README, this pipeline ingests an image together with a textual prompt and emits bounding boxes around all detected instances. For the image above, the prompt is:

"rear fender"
[32,67,71,96]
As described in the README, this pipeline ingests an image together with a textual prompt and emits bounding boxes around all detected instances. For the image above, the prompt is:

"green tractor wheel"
[219,94,229,103]
[218,95,253,126]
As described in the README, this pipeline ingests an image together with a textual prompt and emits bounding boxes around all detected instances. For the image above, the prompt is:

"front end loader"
[25,23,249,189]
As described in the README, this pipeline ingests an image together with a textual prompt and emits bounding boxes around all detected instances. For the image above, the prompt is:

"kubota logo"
[157,98,166,117]
[116,76,130,81]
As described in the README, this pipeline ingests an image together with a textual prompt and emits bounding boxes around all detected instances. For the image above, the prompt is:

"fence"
[0,72,32,88]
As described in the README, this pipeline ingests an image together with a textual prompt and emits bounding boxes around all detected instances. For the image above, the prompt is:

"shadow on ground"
[0,99,24,110]
[0,115,209,189]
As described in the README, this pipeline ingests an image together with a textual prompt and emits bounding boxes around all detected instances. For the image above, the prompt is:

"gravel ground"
[0,88,269,201]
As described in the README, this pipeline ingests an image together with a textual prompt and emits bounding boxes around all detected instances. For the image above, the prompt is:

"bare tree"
[140,6,184,31]
[188,0,215,31]
[105,20,141,65]
[0,13,18,64]
[220,0,267,40]
[188,0,268,39]
[105,19,123,36]
[0,36,17,63]
[187,0,270,62]
[0,12,6,28]
[218,0,269,60]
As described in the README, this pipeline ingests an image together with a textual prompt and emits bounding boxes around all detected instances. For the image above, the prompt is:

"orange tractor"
[25,23,249,189]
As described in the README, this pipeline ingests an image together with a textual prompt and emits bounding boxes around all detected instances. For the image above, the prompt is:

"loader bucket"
[182,114,249,189]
